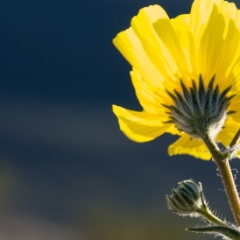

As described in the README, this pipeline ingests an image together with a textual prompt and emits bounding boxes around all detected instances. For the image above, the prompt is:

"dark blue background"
[0,0,239,239]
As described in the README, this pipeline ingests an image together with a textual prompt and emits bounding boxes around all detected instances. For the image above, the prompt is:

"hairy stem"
[214,159,240,226]
[198,208,227,226]
[202,133,240,226]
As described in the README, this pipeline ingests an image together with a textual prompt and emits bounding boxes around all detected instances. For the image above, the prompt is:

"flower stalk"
[201,131,240,226]
[214,158,240,226]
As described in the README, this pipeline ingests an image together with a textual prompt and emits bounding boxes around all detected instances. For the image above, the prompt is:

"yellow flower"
[112,0,240,160]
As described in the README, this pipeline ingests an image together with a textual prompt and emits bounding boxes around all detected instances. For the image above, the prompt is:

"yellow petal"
[168,134,211,160]
[131,5,178,82]
[112,105,171,142]
[113,27,165,90]
[113,5,180,91]
[190,0,222,39]
[153,17,191,79]
[171,14,198,79]
[191,0,240,87]
[196,4,225,82]
[130,68,162,113]
[190,0,240,38]
[140,4,168,22]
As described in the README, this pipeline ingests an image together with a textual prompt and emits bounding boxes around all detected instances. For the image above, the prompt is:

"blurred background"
[0,0,240,239]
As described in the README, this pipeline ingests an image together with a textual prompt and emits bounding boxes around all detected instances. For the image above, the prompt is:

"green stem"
[198,208,227,226]
[214,159,240,226]
[202,134,240,226]
[201,134,226,161]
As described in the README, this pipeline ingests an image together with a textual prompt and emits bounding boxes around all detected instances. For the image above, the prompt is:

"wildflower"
[112,0,240,160]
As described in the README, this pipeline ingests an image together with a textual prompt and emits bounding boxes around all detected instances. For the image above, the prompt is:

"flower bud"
[166,179,207,216]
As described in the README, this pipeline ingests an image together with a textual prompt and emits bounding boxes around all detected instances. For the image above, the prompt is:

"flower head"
[112,0,240,160]
[166,179,207,216]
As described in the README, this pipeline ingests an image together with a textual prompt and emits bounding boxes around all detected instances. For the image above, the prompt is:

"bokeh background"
[0,0,240,239]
